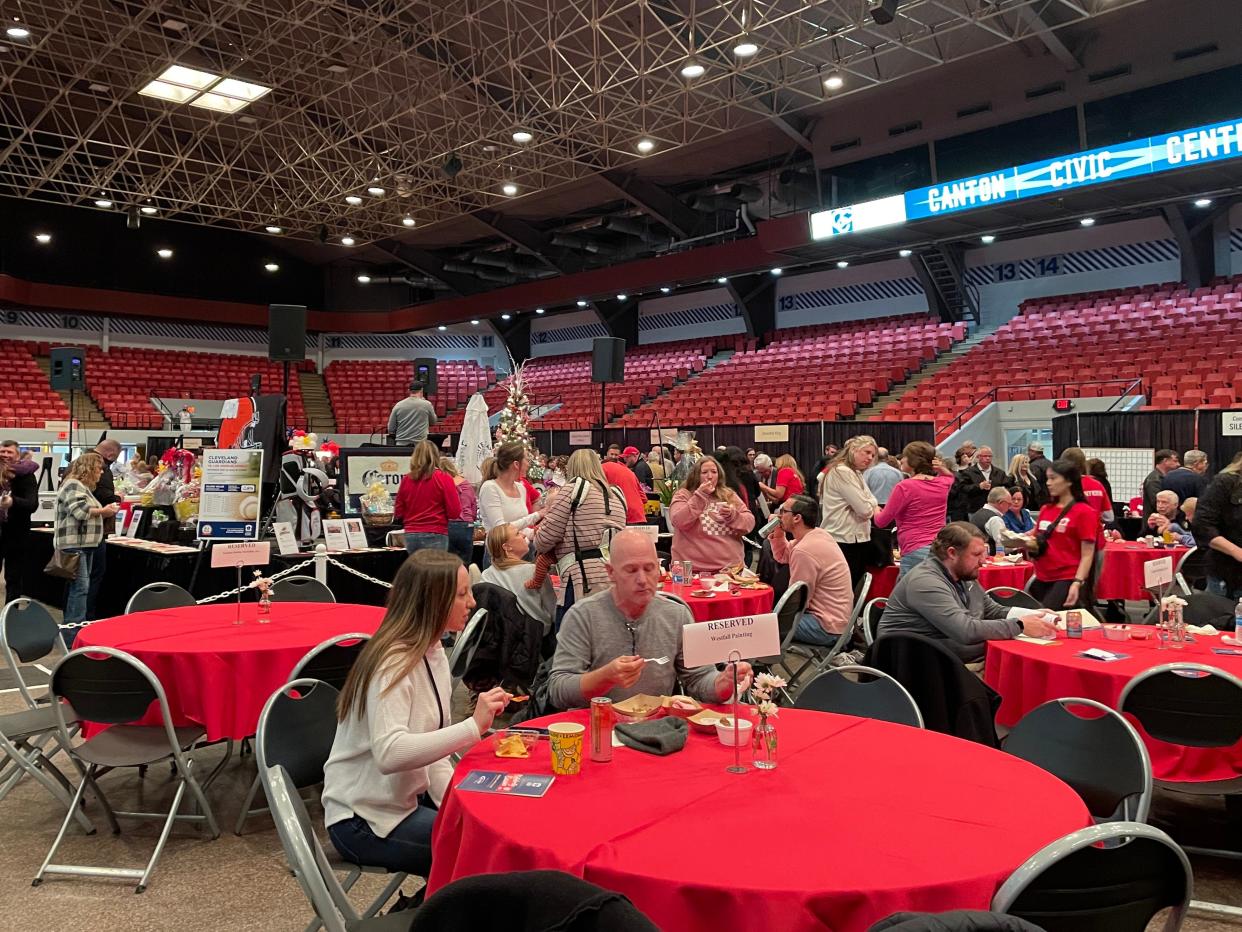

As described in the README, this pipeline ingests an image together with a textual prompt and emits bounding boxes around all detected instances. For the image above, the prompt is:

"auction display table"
[657,580,774,621]
[986,624,1242,782]
[76,602,385,741]
[429,708,1090,931]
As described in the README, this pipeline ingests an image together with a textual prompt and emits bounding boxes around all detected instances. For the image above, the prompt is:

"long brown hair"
[682,455,736,505]
[408,440,440,481]
[337,550,464,722]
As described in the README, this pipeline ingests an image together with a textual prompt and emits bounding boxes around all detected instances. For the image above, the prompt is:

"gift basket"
[360,480,395,527]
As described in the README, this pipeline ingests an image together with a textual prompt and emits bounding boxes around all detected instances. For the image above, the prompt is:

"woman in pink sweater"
[669,456,755,573]
[874,441,955,576]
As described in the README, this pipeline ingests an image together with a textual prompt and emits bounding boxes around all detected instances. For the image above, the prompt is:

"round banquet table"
[76,602,384,741]
[1095,541,1191,602]
[986,624,1242,783]
[867,559,1035,601]
[657,580,774,621]
[428,709,1090,931]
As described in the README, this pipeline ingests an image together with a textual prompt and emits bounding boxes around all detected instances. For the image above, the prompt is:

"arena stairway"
[856,322,995,419]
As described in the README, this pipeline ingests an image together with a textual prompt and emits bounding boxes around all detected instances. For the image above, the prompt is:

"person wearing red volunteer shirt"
[1061,446,1114,531]
[1027,459,1098,610]
[393,441,462,555]
[601,458,648,525]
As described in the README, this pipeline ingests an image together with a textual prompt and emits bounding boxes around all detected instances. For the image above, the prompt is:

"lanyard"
[423,656,445,730]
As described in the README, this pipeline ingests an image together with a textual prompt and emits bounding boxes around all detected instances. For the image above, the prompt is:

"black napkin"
[614,717,688,756]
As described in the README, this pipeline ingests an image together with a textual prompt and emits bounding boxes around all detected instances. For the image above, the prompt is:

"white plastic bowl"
[716,717,753,747]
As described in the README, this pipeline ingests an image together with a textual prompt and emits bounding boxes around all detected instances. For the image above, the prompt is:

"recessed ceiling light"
[502,182,518,196]
[88,83,109,93]
[636,138,656,154]
[575,301,586,308]
[980,234,996,244]
[770,267,783,276]
[212,77,271,102]
[471,319,480,325]
[660,286,671,294]
[161,19,187,31]
[1079,217,1095,227]
[94,198,113,208]
[536,307,547,314]
[140,205,158,215]
[356,274,371,283]
[512,129,533,144]
[6,26,31,39]
[367,185,385,196]
[340,236,356,246]
[159,64,220,90]
[680,59,706,79]
[139,80,199,103]
[139,65,270,113]
[345,195,363,206]
[402,215,416,227]
[437,325,447,331]
[899,248,913,257]
[616,293,627,301]
[481,144,498,153]
[238,114,257,125]
[264,262,279,272]
[824,71,844,90]
[157,248,173,258]
[836,260,849,269]
[265,224,283,234]
[716,277,727,284]
[189,92,248,113]
[34,233,51,244]
[1194,197,1213,208]
[733,38,759,58]
[501,313,512,320]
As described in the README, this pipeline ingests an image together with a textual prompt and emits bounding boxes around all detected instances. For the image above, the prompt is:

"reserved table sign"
[682,612,780,667]
[210,540,271,568]
[1143,555,1174,589]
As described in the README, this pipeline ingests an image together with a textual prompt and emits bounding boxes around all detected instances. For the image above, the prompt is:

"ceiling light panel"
[212,77,271,102]
[159,64,220,89]
[138,80,198,103]
[189,92,249,113]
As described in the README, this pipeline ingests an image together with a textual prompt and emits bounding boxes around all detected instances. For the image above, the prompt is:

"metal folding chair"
[257,680,406,932]
[447,608,488,693]
[992,822,1190,932]
[1003,698,1152,824]
[785,571,872,692]
[273,575,337,603]
[861,596,887,646]
[1173,546,1208,595]
[793,664,923,728]
[751,581,808,702]
[34,646,220,893]
[656,591,693,612]
[125,581,196,614]
[986,586,1042,610]
[236,633,370,834]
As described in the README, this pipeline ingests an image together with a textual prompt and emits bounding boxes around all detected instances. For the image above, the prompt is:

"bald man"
[546,529,753,710]
[87,438,123,618]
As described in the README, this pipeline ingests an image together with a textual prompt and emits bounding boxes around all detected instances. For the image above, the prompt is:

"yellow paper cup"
[548,722,585,775]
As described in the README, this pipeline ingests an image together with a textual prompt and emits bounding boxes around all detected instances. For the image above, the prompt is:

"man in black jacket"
[1027,442,1051,504]
[952,446,1011,517]
[1142,449,1179,518]
[0,441,39,599]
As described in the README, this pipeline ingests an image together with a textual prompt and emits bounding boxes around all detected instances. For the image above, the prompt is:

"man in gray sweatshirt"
[878,523,1058,663]
[547,530,753,710]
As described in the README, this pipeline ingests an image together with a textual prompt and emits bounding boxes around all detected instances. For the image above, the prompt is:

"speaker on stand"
[268,304,307,399]
[49,347,86,451]
[592,337,626,441]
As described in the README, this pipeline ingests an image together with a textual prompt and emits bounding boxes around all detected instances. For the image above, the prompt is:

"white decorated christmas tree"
[494,361,534,452]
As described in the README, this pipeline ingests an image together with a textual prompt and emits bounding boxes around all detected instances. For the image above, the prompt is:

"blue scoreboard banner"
[811,116,1242,239]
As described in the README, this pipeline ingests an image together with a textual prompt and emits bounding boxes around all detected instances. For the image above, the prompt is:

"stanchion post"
[726,649,746,774]
[314,543,328,584]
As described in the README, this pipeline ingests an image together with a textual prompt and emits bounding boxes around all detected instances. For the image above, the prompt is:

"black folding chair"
[273,575,337,604]
[986,586,1042,611]
[794,665,923,728]
[1003,697,1151,823]
[125,581,196,614]
[992,822,1190,932]
[861,596,887,647]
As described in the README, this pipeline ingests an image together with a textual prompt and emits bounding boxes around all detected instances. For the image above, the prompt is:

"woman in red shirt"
[758,454,805,504]
[1028,459,1098,610]
[393,440,461,555]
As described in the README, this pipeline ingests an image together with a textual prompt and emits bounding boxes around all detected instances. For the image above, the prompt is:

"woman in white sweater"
[478,441,543,568]
[322,550,509,876]
[819,434,880,589]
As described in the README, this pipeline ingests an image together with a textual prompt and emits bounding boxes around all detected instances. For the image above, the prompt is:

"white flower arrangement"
[751,672,787,719]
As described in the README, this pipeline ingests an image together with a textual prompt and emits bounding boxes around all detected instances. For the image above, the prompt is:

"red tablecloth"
[986,625,1242,782]
[868,561,1035,601]
[429,709,1089,931]
[1095,541,1191,601]
[658,581,774,621]
[76,602,384,741]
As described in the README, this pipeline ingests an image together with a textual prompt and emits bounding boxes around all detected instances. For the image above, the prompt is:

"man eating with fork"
[547,529,753,710]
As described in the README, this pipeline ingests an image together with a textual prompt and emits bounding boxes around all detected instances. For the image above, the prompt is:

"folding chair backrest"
[448,609,488,681]
[262,764,350,932]
[256,678,340,791]
[656,592,692,612]
[848,572,873,630]
[1003,698,1151,823]
[52,649,159,724]
[272,576,336,604]
[993,822,1190,932]
[986,586,1042,610]
[862,597,887,647]
[1174,546,1208,592]
[289,634,370,691]
[794,665,923,728]
[1119,663,1242,749]
[1,599,63,708]
[774,581,809,653]
[125,582,196,614]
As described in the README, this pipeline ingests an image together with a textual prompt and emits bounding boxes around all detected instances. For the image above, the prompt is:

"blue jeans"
[328,796,438,876]
[794,611,841,647]
[87,538,107,620]
[63,547,94,646]
[447,521,474,567]
[899,545,931,578]
[1207,577,1242,601]
[404,532,448,555]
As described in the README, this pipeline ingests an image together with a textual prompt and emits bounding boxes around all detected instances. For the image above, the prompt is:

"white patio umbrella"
[455,392,493,486]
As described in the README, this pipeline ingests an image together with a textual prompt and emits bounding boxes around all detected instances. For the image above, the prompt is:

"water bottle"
[1235,599,1242,636]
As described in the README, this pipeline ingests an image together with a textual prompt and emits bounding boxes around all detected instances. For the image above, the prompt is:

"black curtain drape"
[1194,409,1242,472]
[1053,411,1197,459]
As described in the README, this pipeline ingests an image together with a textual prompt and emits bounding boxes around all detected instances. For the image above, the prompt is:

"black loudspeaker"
[591,337,625,383]
[413,357,438,395]
[49,346,86,390]
[868,0,899,24]
[268,304,307,362]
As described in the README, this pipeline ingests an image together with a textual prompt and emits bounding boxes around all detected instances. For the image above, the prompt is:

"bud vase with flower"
[750,672,785,770]
[253,571,274,622]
